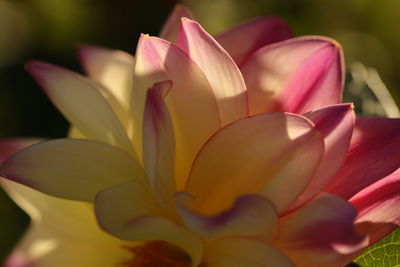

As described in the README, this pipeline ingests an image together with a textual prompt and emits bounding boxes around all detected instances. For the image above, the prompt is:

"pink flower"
[1,5,399,267]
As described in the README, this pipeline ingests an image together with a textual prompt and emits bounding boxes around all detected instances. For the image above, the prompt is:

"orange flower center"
[119,241,192,267]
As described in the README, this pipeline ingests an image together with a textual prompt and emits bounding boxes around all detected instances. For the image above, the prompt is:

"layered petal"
[25,61,135,157]
[0,138,43,162]
[185,113,324,214]
[0,139,146,201]
[289,104,355,210]
[159,4,194,43]
[1,179,131,267]
[350,168,400,244]
[142,81,176,215]
[241,36,344,115]
[77,45,134,111]
[215,16,292,66]
[95,181,203,266]
[275,193,369,267]
[326,117,400,199]
[203,237,294,267]
[133,35,220,188]
[177,18,248,125]
[176,193,278,241]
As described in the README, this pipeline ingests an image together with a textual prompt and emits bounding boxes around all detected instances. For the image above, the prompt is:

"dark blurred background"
[0,0,399,262]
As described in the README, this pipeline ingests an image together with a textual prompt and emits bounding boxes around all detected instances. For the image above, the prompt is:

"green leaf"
[355,228,400,267]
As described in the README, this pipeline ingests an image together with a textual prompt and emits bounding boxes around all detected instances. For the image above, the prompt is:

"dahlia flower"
[1,5,399,267]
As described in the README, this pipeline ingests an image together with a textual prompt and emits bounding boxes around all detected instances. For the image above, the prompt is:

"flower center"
[119,241,192,267]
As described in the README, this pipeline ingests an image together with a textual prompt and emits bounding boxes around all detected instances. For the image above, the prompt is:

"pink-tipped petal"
[77,45,134,111]
[289,104,355,210]
[26,61,135,157]
[176,193,278,241]
[326,117,400,199]
[275,193,369,267]
[159,5,194,43]
[143,81,177,215]
[0,179,131,267]
[349,168,400,244]
[177,18,248,125]
[241,36,344,115]
[215,16,292,66]
[186,113,324,215]
[203,238,294,267]
[0,138,43,162]
[0,139,146,201]
[95,181,203,267]
[133,35,220,188]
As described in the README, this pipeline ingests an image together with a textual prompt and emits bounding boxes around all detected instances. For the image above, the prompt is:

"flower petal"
[185,113,324,214]
[176,193,278,241]
[326,117,400,199]
[132,35,220,188]
[241,36,344,115]
[215,16,292,66]
[177,18,248,125]
[0,139,146,201]
[26,61,136,157]
[0,138,43,162]
[95,181,203,267]
[159,4,194,43]
[274,193,369,267]
[203,237,294,267]
[77,45,134,111]
[349,168,400,244]
[143,81,177,215]
[289,104,355,210]
[0,179,131,267]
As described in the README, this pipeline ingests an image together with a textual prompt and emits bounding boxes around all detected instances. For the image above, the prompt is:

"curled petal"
[177,18,248,125]
[215,16,292,66]
[350,168,400,244]
[241,36,344,115]
[326,117,400,199]
[0,139,145,201]
[159,4,194,43]
[176,193,278,241]
[77,45,134,111]
[289,104,355,210]
[275,193,369,267]
[186,113,323,214]
[95,181,203,267]
[25,61,136,157]
[203,237,294,267]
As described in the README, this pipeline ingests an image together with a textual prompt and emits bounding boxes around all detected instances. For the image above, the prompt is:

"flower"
[1,4,400,267]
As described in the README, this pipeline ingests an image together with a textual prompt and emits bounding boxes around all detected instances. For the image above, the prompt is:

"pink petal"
[142,81,177,215]
[95,181,203,266]
[176,193,278,241]
[177,18,248,125]
[349,168,400,244]
[159,5,194,43]
[133,35,220,188]
[185,113,323,215]
[326,117,400,199]
[275,193,369,267]
[77,45,134,111]
[26,61,135,157]
[0,138,43,162]
[241,36,344,115]
[288,104,355,211]
[215,16,292,66]
[203,237,294,267]
[0,139,146,201]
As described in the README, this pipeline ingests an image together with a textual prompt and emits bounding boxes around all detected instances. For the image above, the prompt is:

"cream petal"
[185,113,324,214]
[0,139,146,201]
[26,60,136,157]
[177,18,248,125]
[0,138,43,162]
[95,181,203,267]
